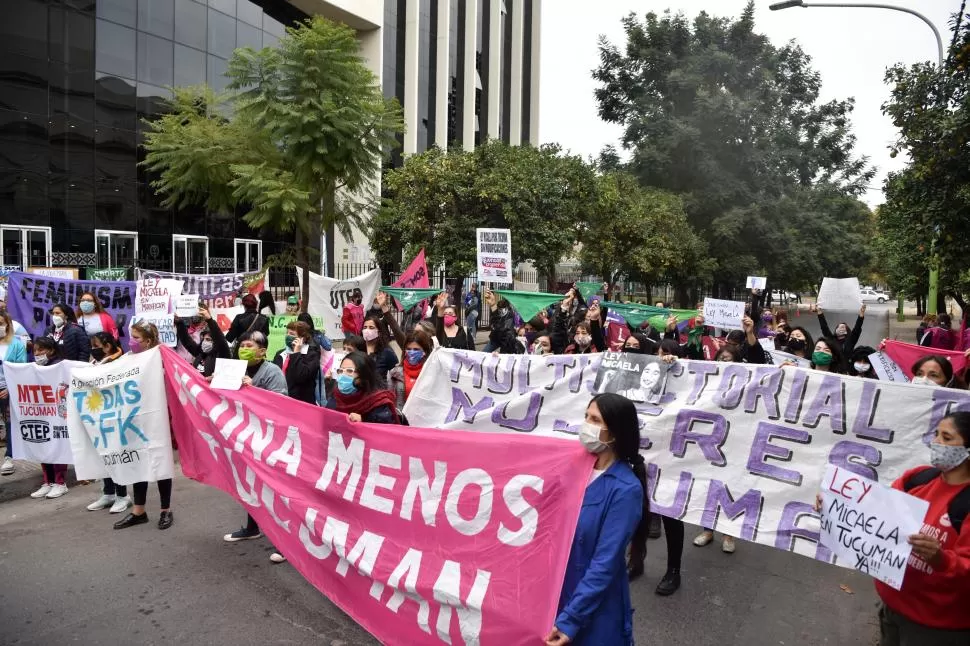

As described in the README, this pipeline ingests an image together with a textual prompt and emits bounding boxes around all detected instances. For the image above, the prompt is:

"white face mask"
[911,376,935,386]
[362,328,379,342]
[929,443,970,472]
[200,340,214,354]
[579,422,612,454]
[34,354,49,366]
[575,335,591,347]
[51,315,65,328]
[853,362,870,374]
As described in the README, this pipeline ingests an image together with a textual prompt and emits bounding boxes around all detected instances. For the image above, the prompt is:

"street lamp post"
[770,0,945,318]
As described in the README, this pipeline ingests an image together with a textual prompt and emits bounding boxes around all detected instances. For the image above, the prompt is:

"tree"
[143,17,404,309]
[880,5,970,311]
[371,140,598,291]
[593,3,874,294]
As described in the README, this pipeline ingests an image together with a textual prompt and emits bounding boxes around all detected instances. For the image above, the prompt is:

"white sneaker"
[109,496,132,513]
[87,494,116,511]
[269,553,287,564]
[30,483,52,498]
[0,456,14,475]
[46,483,69,499]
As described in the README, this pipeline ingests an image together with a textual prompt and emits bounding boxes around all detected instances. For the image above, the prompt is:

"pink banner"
[882,339,968,378]
[160,346,590,645]
[392,249,431,312]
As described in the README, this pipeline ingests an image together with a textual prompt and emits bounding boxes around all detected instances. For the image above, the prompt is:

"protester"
[433,292,473,350]
[28,337,70,500]
[814,304,865,357]
[284,294,299,315]
[225,293,270,352]
[257,291,276,317]
[811,337,847,374]
[533,334,553,356]
[340,288,365,336]
[849,346,879,379]
[464,283,481,348]
[297,312,332,353]
[76,291,119,340]
[0,297,30,344]
[545,393,646,646]
[113,321,174,531]
[272,320,321,405]
[719,316,766,364]
[911,355,964,389]
[0,311,28,476]
[484,289,523,354]
[45,302,90,362]
[389,329,434,409]
[175,309,207,363]
[84,332,132,514]
[328,352,398,423]
[361,314,399,379]
[176,305,231,378]
[784,326,814,361]
[916,314,937,345]
[920,314,957,350]
[815,412,970,644]
[343,334,366,354]
[622,332,656,355]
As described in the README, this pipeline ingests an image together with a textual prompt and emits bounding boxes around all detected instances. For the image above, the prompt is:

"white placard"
[6,360,89,464]
[746,276,767,290]
[869,351,909,383]
[175,294,200,318]
[211,358,248,390]
[768,348,812,368]
[702,297,745,329]
[476,228,513,285]
[818,464,928,590]
[135,277,183,315]
[131,313,177,348]
[817,277,862,310]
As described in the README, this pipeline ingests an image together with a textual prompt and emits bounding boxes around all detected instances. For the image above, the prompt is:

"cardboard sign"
[210,358,247,390]
[817,277,862,310]
[175,294,200,318]
[702,298,745,330]
[476,228,513,284]
[818,465,927,590]
[746,276,766,290]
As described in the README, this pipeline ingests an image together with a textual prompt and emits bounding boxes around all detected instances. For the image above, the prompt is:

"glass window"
[138,0,175,39]
[236,21,261,51]
[207,55,229,93]
[49,174,95,231]
[49,7,96,68]
[50,64,96,122]
[0,110,48,174]
[96,19,136,79]
[0,0,48,60]
[0,172,49,228]
[136,183,173,236]
[49,116,95,179]
[208,0,235,18]
[174,0,207,49]
[95,187,138,231]
[137,32,174,87]
[237,0,262,28]
[174,44,206,87]
[97,0,136,28]
[207,8,236,59]
[95,127,137,184]
[65,0,97,14]
[95,73,137,131]
[136,82,173,118]
[0,53,49,115]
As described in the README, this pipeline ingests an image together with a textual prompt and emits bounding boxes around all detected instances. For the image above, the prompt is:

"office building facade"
[0,0,541,275]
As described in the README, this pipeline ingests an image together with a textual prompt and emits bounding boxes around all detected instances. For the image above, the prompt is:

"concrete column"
[528,0,541,146]
[434,0,451,148]
[508,0,524,145]
[486,0,502,139]
[403,0,421,154]
[463,0,478,151]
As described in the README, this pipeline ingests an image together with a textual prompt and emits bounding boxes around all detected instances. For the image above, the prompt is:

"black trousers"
[132,479,172,508]
[103,477,128,497]
[631,514,684,571]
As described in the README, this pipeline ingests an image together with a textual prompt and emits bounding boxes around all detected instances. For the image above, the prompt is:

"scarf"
[686,318,705,352]
[402,359,424,400]
[333,387,399,423]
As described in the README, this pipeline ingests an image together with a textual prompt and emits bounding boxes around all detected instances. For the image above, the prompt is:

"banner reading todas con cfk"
[160,346,590,646]
[67,347,175,485]
[403,350,970,567]
[5,360,88,464]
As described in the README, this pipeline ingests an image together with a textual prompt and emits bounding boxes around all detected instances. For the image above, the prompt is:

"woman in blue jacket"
[546,393,648,646]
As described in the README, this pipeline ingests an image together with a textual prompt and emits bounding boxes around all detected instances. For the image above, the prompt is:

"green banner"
[575,282,602,302]
[267,314,324,359]
[602,301,669,327]
[646,309,697,331]
[87,267,128,280]
[494,290,565,322]
[381,287,441,310]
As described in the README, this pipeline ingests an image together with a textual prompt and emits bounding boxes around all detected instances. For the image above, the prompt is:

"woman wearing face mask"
[361,314,399,380]
[84,333,132,514]
[76,291,119,340]
[176,305,231,378]
[910,355,966,389]
[0,312,28,477]
[272,321,321,405]
[328,351,398,424]
[784,327,815,361]
[533,334,553,356]
[545,394,647,646]
[815,412,970,645]
[225,293,270,352]
[114,322,177,531]
[849,346,879,379]
[565,322,600,355]
[433,292,472,350]
[810,338,847,374]
[920,314,957,351]
[44,303,90,362]
[484,289,524,355]
[28,337,70,500]
[813,304,865,357]
[389,329,434,409]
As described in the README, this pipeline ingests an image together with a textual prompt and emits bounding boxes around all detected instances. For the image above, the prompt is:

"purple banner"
[6,272,135,350]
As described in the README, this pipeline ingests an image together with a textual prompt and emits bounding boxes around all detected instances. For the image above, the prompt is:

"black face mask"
[90,347,106,361]
[788,338,806,351]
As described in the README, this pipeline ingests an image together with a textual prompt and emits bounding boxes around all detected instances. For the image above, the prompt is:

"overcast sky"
[540,0,961,207]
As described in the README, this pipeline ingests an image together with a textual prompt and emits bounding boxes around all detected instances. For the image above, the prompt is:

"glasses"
[335,368,357,376]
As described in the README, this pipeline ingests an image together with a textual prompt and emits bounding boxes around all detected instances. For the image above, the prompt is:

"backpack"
[903,467,970,534]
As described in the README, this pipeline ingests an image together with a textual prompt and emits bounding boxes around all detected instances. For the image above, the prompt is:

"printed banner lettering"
[161,346,589,646]
[476,228,513,285]
[135,268,266,310]
[296,268,381,340]
[6,360,88,463]
[869,351,909,382]
[67,347,174,484]
[403,349,970,569]
[87,267,128,281]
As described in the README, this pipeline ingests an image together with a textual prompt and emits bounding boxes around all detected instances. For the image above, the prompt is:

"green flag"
[87,267,128,280]
[602,301,669,327]
[381,287,441,310]
[575,282,601,302]
[495,290,565,322]
[646,309,697,331]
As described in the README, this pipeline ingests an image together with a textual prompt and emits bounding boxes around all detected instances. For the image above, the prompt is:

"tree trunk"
[545,264,557,294]
[296,227,310,314]
[674,284,689,309]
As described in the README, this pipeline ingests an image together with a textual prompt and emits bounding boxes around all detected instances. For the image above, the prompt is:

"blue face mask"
[336,374,358,395]
[405,349,425,365]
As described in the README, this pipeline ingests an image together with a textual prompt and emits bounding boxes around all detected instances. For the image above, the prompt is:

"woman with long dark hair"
[361,313,399,380]
[28,337,71,500]
[811,337,847,374]
[272,320,322,405]
[327,351,398,424]
[546,393,647,646]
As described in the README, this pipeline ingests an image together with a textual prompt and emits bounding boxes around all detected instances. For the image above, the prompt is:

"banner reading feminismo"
[6,360,88,464]
[160,346,590,646]
[403,349,970,567]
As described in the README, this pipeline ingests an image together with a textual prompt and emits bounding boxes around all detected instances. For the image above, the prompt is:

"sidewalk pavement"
[0,450,82,504]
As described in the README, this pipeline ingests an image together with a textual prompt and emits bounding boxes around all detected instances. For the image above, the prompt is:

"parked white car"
[770,289,798,303]
[860,288,888,304]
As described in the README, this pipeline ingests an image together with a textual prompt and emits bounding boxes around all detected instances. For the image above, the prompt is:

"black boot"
[647,513,662,539]
[655,569,681,596]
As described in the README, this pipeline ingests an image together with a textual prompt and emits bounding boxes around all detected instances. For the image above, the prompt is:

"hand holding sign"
[702,298,746,329]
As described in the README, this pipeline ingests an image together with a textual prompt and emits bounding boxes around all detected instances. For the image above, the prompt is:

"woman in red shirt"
[876,412,970,645]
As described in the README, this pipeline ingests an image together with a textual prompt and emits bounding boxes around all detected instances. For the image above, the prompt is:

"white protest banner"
[135,277,182,314]
[67,347,174,485]
[476,228,513,284]
[175,294,200,318]
[211,358,247,390]
[702,297,745,330]
[135,268,266,310]
[869,351,909,383]
[818,464,928,590]
[817,277,862,310]
[768,348,812,369]
[746,276,767,290]
[295,267,381,339]
[403,349,970,569]
[5,360,88,463]
[132,313,176,347]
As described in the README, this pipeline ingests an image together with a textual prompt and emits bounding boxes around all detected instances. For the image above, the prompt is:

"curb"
[0,460,82,505]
